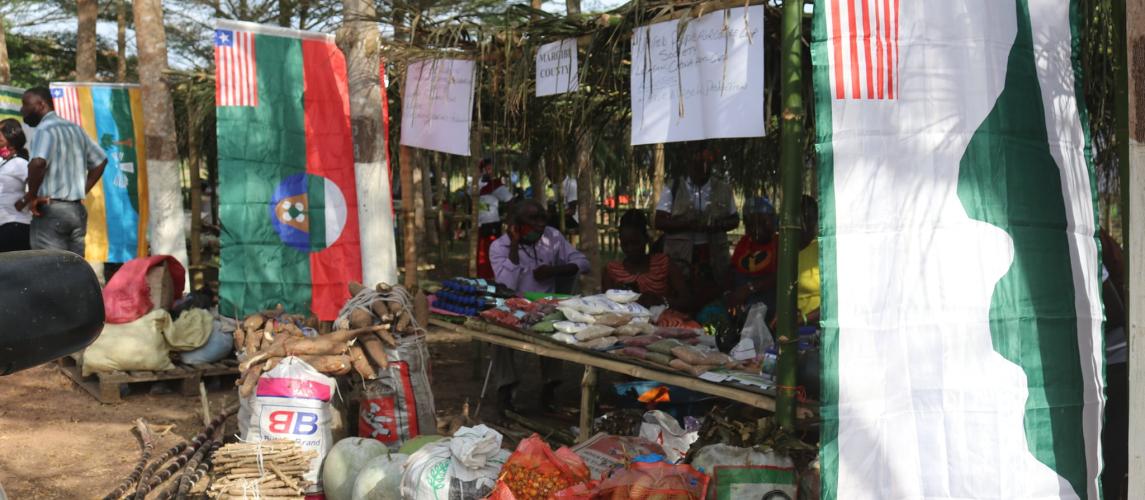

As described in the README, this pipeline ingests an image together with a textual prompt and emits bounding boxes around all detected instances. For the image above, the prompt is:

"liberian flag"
[51,86,82,124]
[215,20,361,321]
[813,1,1103,499]
[49,82,149,264]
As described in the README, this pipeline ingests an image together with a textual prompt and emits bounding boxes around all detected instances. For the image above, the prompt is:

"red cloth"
[103,255,185,324]
[605,253,672,297]
[731,234,778,277]
[476,233,498,280]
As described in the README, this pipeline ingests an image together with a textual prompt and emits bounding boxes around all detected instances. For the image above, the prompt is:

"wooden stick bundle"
[208,440,316,499]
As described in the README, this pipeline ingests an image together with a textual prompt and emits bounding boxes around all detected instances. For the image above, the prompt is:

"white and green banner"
[812,0,1104,498]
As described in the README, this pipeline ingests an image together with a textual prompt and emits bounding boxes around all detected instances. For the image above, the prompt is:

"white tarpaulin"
[629,5,765,146]
[536,39,578,97]
[400,59,475,156]
[813,0,1103,499]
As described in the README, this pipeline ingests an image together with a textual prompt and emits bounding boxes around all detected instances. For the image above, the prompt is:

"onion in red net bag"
[553,460,709,500]
[488,434,591,500]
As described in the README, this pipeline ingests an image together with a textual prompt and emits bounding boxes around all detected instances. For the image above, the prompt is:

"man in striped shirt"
[16,87,107,255]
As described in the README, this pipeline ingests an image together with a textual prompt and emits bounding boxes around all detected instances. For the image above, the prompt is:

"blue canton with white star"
[214,30,234,47]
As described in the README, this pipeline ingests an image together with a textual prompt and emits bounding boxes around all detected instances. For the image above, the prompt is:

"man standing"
[489,199,589,414]
[16,87,107,256]
[476,158,513,280]
[654,143,739,284]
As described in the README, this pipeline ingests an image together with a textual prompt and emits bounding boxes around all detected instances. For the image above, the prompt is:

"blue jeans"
[30,201,86,256]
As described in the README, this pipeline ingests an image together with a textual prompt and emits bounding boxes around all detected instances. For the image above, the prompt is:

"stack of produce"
[478,296,559,329]
[235,281,428,395]
[209,440,317,499]
[434,277,516,316]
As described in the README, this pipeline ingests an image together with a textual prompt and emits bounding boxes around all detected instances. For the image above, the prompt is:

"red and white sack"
[240,356,337,493]
[358,334,437,449]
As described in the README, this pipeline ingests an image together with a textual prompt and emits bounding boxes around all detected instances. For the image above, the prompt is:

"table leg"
[578,366,598,443]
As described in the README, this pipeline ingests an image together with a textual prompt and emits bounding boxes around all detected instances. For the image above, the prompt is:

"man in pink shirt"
[489,199,588,414]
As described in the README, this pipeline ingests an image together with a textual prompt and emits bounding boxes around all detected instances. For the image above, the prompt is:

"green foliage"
[5,30,134,87]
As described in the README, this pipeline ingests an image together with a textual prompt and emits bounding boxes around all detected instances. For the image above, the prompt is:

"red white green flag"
[215,20,361,320]
[813,0,1104,498]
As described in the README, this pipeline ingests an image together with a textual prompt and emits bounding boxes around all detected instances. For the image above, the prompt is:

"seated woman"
[725,197,780,318]
[603,210,692,312]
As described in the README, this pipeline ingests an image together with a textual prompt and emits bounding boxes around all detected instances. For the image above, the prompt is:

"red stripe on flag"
[830,0,846,99]
[846,0,861,99]
[216,31,257,107]
[302,38,362,320]
[874,0,885,99]
[890,0,898,99]
[860,0,875,99]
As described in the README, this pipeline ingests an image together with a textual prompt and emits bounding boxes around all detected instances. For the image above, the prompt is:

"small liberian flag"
[215,29,258,107]
[826,0,899,100]
[51,87,82,124]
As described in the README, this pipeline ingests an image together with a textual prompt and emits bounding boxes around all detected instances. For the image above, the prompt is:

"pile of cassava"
[234,282,429,396]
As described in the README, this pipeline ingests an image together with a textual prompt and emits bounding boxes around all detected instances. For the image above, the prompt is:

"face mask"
[519,224,544,245]
[0,147,10,158]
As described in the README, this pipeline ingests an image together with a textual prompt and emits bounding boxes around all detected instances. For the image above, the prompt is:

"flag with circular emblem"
[216,20,361,321]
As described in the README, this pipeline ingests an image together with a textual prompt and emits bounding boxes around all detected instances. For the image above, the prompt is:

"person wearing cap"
[725,196,779,318]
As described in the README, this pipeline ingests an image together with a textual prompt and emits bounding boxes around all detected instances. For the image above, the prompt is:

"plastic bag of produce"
[554,459,709,500]
[358,334,437,449]
[242,356,337,494]
[571,433,666,479]
[691,444,797,500]
[165,308,213,351]
[352,452,410,500]
[638,411,698,463]
[82,309,174,376]
[400,425,509,500]
[487,434,591,500]
[179,320,234,365]
[574,325,615,341]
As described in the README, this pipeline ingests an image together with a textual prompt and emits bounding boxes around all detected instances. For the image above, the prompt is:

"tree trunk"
[187,95,202,289]
[298,0,311,29]
[531,156,547,208]
[424,158,439,250]
[134,0,190,282]
[650,143,665,228]
[575,130,599,293]
[340,0,398,288]
[116,0,127,82]
[413,149,427,272]
[76,0,98,80]
[566,0,581,15]
[0,14,9,84]
[400,146,417,288]
[278,0,293,27]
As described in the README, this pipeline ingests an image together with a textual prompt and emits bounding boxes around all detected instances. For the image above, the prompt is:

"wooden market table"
[430,317,817,442]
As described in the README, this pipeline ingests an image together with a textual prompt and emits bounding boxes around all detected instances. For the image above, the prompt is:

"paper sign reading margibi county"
[630,6,765,145]
[400,59,476,156]
[536,39,579,97]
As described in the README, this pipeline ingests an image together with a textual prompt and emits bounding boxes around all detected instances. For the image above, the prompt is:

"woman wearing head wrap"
[604,209,692,311]
[726,197,779,316]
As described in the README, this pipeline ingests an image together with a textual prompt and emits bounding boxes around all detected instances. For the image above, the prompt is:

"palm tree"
[134,0,190,280]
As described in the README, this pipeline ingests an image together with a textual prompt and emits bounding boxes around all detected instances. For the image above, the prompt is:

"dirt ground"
[0,325,591,499]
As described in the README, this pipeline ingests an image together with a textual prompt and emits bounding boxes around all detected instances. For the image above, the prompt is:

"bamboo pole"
[1125,0,1144,495]
[650,144,665,229]
[773,0,805,431]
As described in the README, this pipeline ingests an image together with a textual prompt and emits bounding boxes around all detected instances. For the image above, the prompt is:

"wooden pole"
[650,144,665,229]
[578,366,597,443]
[1126,0,1144,494]
[400,145,418,289]
[187,96,203,289]
[774,0,805,431]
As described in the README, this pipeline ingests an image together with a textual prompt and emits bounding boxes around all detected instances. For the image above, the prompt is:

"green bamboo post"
[774,0,806,431]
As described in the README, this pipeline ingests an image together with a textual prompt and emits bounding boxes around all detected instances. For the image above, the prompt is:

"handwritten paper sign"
[630,6,765,145]
[536,39,579,96]
[400,59,475,156]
